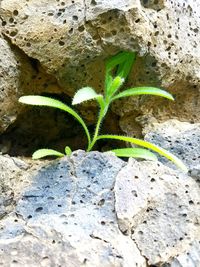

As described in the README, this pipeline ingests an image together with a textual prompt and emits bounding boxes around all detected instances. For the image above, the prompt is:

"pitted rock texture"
[169,241,200,267]
[0,33,63,134]
[0,151,200,266]
[0,0,200,133]
[0,155,30,218]
[0,34,32,133]
[0,152,146,267]
[1,0,200,85]
[115,158,200,266]
[144,119,200,183]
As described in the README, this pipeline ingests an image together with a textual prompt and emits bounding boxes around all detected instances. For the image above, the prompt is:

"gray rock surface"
[144,119,200,183]
[0,0,200,133]
[0,149,200,266]
[0,151,146,267]
[0,155,29,219]
[169,240,200,267]
[115,158,200,266]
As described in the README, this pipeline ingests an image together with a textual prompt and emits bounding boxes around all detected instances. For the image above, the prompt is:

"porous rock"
[1,0,200,86]
[0,0,200,132]
[0,33,32,133]
[144,119,200,183]
[0,32,63,134]
[0,151,146,267]
[0,154,29,219]
[115,158,200,266]
[0,150,200,266]
[169,240,200,267]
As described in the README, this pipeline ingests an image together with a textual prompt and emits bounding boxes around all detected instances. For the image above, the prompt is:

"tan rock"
[0,32,63,133]
[0,0,200,133]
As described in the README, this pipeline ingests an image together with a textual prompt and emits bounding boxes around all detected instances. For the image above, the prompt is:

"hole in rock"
[91,0,97,5]
[35,207,43,212]
[72,15,78,21]
[140,0,165,10]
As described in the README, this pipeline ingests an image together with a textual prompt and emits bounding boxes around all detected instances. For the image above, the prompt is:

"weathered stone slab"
[0,152,146,267]
[0,0,200,133]
[115,158,200,266]
[144,119,200,183]
[0,32,63,134]
[0,149,200,266]
[0,155,29,219]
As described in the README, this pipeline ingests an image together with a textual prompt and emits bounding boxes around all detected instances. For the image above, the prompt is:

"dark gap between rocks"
[0,93,124,157]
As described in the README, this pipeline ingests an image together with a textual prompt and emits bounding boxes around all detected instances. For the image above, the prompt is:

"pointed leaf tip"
[18,95,91,145]
[32,149,64,160]
[97,135,188,173]
[65,146,72,156]
[113,87,174,101]
[72,87,103,105]
[111,148,158,161]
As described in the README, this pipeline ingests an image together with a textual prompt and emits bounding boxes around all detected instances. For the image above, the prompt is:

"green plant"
[19,52,187,172]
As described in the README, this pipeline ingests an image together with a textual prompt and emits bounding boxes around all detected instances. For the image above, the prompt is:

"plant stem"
[87,103,108,151]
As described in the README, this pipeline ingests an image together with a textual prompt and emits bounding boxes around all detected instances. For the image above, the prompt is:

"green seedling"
[19,51,188,172]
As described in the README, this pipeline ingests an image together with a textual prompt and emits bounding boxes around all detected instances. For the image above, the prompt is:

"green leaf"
[111,148,158,161]
[105,73,113,94]
[105,52,136,81]
[112,87,174,101]
[105,52,136,97]
[97,135,188,173]
[19,95,91,145]
[116,52,136,80]
[72,87,103,106]
[32,149,64,159]
[106,52,130,73]
[107,76,124,97]
[65,146,72,156]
